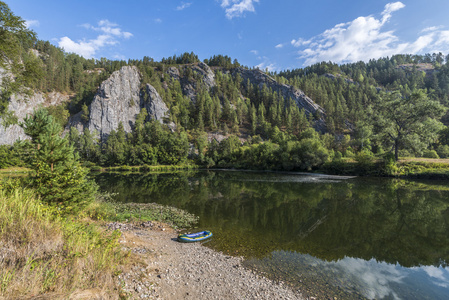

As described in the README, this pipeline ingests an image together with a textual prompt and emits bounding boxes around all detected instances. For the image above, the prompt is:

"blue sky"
[8,0,449,71]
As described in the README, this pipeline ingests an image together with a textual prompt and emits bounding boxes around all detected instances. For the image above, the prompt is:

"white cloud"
[250,50,259,55]
[25,20,40,28]
[176,2,192,11]
[275,43,284,49]
[154,18,162,24]
[289,2,449,66]
[58,19,132,58]
[381,1,405,23]
[113,54,127,60]
[331,258,404,300]
[420,26,443,33]
[255,56,278,72]
[219,0,260,19]
[58,37,97,58]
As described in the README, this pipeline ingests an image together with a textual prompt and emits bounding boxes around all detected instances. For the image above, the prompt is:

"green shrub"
[436,145,449,158]
[0,185,124,298]
[422,150,439,159]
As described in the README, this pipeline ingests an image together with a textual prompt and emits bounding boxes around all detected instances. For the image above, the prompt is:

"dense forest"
[2,1,449,173]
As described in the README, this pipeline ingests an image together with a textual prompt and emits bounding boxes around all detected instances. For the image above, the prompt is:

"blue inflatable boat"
[177,230,213,243]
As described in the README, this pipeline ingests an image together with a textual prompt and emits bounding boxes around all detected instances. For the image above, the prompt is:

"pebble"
[115,225,304,300]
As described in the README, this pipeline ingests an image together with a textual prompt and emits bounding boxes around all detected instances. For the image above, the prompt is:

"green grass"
[93,163,199,173]
[84,195,199,230]
[0,184,126,299]
[110,202,199,229]
[320,157,449,179]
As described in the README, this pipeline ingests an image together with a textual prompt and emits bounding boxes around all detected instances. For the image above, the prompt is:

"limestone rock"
[68,66,174,139]
[233,68,326,132]
[193,62,216,90]
[87,66,141,139]
[166,62,216,103]
[142,84,170,123]
[0,92,70,145]
[166,67,180,81]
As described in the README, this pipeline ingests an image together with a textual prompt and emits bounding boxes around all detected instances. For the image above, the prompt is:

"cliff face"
[166,62,216,102]
[1,63,326,145]
[87,66,141,138]
[142,84,171,123]
[233,68,326,132]
[0,92,70,145]
[68,66,172,139]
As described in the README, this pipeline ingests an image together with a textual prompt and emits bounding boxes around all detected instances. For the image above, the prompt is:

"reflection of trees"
[95,172,449,267]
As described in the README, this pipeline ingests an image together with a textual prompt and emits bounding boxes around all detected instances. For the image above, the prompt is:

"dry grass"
[399,157,449,164]
[0,188,126,299]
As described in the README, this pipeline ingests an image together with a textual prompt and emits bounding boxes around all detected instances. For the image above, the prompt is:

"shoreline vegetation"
[0,181,302,299]
[3,155,449,179]
[0,181,200,299]
[1,160,449,298]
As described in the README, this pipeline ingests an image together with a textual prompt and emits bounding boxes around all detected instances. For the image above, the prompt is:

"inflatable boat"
[177,230,213,243]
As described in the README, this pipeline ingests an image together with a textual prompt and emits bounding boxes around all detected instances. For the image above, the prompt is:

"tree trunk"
[395,139,399,161]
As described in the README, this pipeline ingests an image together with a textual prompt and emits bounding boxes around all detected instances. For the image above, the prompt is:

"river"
[95,170,449,299]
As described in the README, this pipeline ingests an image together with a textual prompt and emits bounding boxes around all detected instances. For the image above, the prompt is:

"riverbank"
[320,157,449,179]
[111,221,303,300]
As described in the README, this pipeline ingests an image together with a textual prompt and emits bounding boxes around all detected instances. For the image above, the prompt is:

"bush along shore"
[319,155,449,179]
[0,178,201,299]
[0,183,125,298]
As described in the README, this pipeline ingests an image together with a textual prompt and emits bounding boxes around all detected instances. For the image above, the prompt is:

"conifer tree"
[21,108,97,213]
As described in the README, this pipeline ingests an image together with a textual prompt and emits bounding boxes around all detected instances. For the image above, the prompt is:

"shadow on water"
[95,170,449,299]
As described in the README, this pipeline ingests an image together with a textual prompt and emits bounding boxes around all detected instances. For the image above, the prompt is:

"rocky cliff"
[0,92,70,145]
[166,62,216,102]
[142,84,171,124]
[233,68,326,131]
[68,66,172,139]
[87,66,142,138]
[1,63,326,145]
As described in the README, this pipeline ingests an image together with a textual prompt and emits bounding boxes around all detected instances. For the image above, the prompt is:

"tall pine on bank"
[21,108,97,213]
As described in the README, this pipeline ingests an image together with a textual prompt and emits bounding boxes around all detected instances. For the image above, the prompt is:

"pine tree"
[21,108,97,213]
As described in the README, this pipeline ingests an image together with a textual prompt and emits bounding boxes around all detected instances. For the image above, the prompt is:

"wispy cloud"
[289,2,449,66]
[58,19,132,58]
[275,43,284,49]
[421,26,444,33]
[176,2,192,11]
[25,19,40,29]
[219,0,260,19]
[154,18,162,24]
[255,55,277,72]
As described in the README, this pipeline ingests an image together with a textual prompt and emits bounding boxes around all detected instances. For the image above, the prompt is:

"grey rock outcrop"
[233,68,326,132]
[166,62,216,103]
[193,62,216,89]
[68,66,174,139]
[166,67,180,81]
[87,66,141,139]
[0,92,70,145]
[142,84,171,123]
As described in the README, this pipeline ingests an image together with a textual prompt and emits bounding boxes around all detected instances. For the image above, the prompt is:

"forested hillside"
[2,1,449,172]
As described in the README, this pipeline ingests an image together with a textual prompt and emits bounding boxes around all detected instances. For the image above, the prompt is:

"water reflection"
[95,171,449,299]
[247,251,449,300]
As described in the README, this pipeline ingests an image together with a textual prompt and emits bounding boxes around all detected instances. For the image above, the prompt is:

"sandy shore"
[110,222,303,300]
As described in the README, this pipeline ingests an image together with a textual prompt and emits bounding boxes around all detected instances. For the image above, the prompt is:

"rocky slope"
[166,62,216,103]
[1,63,326,145]
[68,66,172,139]
[87,66,142,138]
[233,68,326,132]
[0,92,70,145]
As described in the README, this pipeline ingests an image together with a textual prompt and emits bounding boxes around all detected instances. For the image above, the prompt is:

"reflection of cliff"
[95,172,449,267]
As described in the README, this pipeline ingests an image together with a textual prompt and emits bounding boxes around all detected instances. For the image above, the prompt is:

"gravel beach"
[111,222,303,300]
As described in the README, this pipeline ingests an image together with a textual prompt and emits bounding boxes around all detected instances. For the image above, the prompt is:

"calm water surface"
[95,171,449,299]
